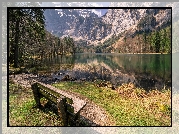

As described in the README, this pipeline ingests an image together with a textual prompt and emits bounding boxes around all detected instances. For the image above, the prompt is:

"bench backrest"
[34,82,74,113]
[36,83,73,105]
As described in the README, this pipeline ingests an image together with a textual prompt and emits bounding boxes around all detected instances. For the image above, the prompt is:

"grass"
[9,80,62,126]
[53,81,171,126]
[9,78,171,126]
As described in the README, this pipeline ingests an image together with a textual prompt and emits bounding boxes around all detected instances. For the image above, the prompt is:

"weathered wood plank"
[31,80,87,126]
[38,87,58,104]
[34,80,87,113]
[57,97,68,126]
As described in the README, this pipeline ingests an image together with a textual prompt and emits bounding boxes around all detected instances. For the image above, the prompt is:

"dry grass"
[116,83,171,126]
[53,81,171,126]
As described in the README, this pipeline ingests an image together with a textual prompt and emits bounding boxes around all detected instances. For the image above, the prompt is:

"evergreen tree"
[9,8,46,67]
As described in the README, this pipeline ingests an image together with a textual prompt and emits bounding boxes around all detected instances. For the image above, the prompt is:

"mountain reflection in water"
[41,53,171,91]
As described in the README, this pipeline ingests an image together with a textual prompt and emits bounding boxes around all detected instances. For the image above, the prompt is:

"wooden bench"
[31,81,87,126]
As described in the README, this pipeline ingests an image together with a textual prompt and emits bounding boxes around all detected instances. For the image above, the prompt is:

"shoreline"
[78,52,171,54]
[118,53,170,54]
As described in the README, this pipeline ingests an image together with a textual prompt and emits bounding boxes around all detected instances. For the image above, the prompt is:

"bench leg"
[57,97,68,126]
[31,83,42,108]
[74,103,87,126]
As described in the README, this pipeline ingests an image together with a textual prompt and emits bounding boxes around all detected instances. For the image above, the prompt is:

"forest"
[9,8,75,69]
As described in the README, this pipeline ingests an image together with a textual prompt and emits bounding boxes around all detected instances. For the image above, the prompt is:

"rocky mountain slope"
[44,9,109,43]
[44,8,171,44]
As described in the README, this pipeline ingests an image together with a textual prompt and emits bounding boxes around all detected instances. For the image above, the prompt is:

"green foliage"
[150,26,171,53]
[61,36,76,55]
[9,8,46,68]
[152,31,161,53]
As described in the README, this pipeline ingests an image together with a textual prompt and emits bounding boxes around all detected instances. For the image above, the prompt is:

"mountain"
[44,8,170,38]
[44,9,110,43]
[110,9,171,53]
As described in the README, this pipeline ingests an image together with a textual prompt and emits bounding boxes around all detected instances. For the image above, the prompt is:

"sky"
[88,2,110,16]
[51,2,110,17]
[90,9,108,17]
[88,2,110,7]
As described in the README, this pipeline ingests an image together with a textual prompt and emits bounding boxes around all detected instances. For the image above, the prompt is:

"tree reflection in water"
[40,53,171,91]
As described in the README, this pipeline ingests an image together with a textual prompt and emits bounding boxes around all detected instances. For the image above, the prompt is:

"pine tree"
[9,8,46,67]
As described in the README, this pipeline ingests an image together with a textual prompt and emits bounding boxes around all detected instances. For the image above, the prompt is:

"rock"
[61,75,70,81]
[80,78,86,81]
[111,85,116,90]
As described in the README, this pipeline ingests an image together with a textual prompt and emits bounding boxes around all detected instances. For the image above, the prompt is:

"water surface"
[40,53,171,91]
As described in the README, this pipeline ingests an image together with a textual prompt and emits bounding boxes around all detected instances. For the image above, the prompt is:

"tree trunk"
[14,19,20,68]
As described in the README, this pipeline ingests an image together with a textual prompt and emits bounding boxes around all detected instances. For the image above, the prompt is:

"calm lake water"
[41,53,171,91]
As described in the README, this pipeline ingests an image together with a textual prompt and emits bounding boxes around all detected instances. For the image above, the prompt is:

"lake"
[40,53,171,91]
